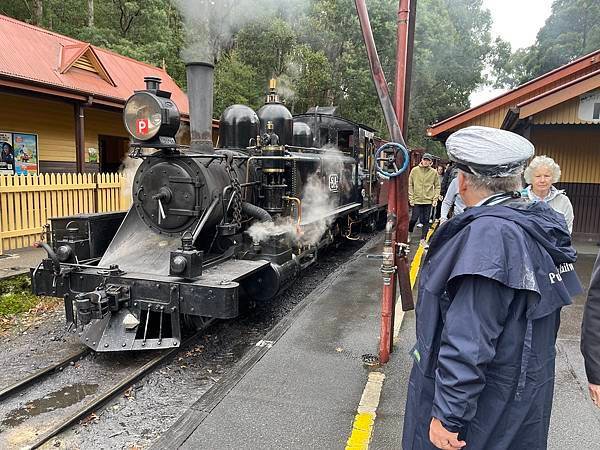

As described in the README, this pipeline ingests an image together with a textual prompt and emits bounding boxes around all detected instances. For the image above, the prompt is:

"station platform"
[141,232,600,449]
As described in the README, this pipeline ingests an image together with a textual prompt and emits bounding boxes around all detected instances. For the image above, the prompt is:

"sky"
[469,0,554,107]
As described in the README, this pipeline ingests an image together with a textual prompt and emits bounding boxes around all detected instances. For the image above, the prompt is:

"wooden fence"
[0,173,132,254]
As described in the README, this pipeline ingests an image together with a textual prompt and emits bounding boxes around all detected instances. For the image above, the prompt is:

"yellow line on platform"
[345,372,386,450]
[410,223,436,289]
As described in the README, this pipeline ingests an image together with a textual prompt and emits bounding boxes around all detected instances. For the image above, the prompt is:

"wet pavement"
[548,244,600,449]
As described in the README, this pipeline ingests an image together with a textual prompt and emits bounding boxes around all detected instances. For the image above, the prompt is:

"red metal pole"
[355,0,404,144]
[403,0,418,136]
[381,178,398,363]
[395,0,410,129]
[355,0,413,364]
[394,0,413,326]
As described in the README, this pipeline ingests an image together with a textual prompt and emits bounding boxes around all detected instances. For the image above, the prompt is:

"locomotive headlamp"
[123,77,181,147]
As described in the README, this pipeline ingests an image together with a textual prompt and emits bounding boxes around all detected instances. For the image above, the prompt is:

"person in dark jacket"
[439,161,457,198]
[402,126,582,450]
[582,251,600,408]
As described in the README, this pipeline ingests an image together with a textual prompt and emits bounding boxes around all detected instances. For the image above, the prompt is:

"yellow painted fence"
[0,173,132,254]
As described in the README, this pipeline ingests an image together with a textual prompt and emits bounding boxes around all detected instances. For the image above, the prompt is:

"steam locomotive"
[31,62,387,352]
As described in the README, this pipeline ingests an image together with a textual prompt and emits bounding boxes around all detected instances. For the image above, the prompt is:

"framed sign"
[0,132,15,175]
[578,90,600,122]
[13,133,38,175]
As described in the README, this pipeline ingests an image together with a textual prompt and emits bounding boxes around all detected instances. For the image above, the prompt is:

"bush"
[0,275,40,316]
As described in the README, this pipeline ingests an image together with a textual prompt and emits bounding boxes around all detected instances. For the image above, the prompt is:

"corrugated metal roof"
[0,14,189,115]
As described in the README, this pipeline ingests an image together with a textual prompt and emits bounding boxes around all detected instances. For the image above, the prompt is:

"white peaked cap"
[445,126,535,177]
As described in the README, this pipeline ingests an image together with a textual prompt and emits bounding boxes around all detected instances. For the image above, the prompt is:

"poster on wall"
[13,133,38,175]
[579,90,600,122]
[0,132,15,175]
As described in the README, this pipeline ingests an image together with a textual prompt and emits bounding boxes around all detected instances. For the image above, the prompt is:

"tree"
[32,0,43,25]
[288,45,333,114]
[409,0,495,152]
[236,18,297,81]
[499,0,600,86]
[213,51,263,117]
[0,0,501,150]
[88,0,94,27]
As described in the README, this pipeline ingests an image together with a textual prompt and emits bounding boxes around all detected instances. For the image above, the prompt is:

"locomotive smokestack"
[144,76,161,91]
[186,62,214,153]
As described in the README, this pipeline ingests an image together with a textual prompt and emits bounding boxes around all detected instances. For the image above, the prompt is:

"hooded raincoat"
[402,198,582,450]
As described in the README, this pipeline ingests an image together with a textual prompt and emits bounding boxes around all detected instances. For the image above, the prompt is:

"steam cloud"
[247,147,352,247]
[175,0,307,63]
[119,157,142,200]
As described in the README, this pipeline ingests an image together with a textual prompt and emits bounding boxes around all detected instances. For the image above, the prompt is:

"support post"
[75,103,85,173]
[403,0,418,136]
[394,0,409,133]
[393,0,415,349]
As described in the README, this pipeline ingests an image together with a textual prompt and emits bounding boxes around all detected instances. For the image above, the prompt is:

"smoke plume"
[175,0,307,63]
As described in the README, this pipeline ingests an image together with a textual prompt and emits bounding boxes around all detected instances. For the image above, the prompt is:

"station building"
[427,50,600,238]
[0,14,217,175]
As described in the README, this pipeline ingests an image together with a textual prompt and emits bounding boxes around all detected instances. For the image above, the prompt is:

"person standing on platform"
[523,155,574,233]
[439,177,465,224]
[440,161,458,199]
[408,153,440,248]
[402,126,582,450]
[431,165,446,222]
[582,251,600,409]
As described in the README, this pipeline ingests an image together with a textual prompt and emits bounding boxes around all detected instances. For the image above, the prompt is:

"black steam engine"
[31,62,387,352]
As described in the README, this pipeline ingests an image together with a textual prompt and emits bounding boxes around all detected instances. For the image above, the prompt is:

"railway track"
[0,348,90,402]
[0,333,202,449]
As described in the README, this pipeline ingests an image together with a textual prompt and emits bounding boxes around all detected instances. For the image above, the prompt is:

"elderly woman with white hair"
[524,155,574,233]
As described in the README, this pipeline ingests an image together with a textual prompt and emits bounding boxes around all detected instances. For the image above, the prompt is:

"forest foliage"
[1,0,597,154]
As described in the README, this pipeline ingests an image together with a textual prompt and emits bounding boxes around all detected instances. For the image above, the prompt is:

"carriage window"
[338,131,353,153]
[320,127,330,146]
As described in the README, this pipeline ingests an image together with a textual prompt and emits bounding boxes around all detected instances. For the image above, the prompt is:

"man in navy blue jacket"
[582,252,600,407]
[402,126,582,450]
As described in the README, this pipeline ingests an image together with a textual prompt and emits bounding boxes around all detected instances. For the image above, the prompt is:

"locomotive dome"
[292,121,313,148]
[218,104,260,149]
[257,79,293,146]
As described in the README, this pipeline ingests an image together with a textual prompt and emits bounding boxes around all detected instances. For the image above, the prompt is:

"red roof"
[427,48,600,137]
[0,14,190,116]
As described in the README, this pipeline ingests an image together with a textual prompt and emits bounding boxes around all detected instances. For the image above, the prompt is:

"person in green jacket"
[408,153,440,248]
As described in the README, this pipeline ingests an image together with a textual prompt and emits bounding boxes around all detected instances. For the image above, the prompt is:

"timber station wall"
[0,92,130,173]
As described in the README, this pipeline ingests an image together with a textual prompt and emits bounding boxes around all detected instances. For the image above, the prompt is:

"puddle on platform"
[1,383,99,430]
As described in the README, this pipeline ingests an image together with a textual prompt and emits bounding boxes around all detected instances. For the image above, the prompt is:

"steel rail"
[0,348,90,401]
[28,331,203,449]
